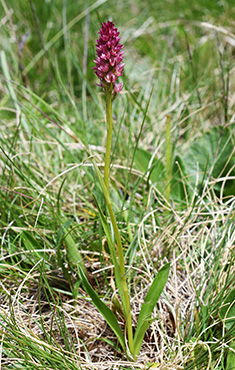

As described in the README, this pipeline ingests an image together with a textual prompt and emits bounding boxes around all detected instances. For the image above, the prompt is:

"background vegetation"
[0,0,235,369]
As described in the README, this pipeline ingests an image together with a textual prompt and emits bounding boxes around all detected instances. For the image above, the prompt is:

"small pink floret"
[114,83,122,93]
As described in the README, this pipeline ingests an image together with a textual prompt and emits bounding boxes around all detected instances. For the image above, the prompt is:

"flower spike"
[92,21,124,97]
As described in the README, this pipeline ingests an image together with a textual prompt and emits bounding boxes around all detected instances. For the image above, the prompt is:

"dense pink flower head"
[92,21,124,96]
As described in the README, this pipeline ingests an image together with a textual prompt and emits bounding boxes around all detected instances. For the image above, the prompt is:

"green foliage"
[22,230,48,264]
[219,289,235,370]
[56,220,87,297]
[133,263,170,359]
[181,127,235,197]
[135,127,235,206]
[219,289,235,332]
[0,0,234,367]
[62,224,86,269]
[171,155,189,205]
[78,267,126,352]
[226,341,235,370]
[134,148,165,192]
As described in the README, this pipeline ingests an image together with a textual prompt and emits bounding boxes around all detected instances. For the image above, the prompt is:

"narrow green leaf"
[62,224,87,276]
[56,221,73,288]
[78,267,126,351]
[93,194,124,311]
[219,288,235,331]
[92,159,111,206]
[133,263,170,358]
[0,51,29,132]
[92,195,119,268]
[226,340,235,370]
[171,155,189,205]
[92,160,127,309]
[22,231,45,263]
[219,289,235,370]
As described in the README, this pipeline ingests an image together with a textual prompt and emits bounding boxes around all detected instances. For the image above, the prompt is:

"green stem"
[103,88,134,355]
[165,114,172,204]
[104,89,113,192]
[106,200,134,354]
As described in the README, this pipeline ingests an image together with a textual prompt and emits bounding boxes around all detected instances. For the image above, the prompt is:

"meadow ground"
[0,0,235,369]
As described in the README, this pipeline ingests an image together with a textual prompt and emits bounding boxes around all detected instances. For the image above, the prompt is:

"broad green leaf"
[134,148,165,190]
[78,267,126,351]
[133,263,170,358]
[182,127,235,196]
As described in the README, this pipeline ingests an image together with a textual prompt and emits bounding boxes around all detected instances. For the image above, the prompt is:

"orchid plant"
[78,21,170,360]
